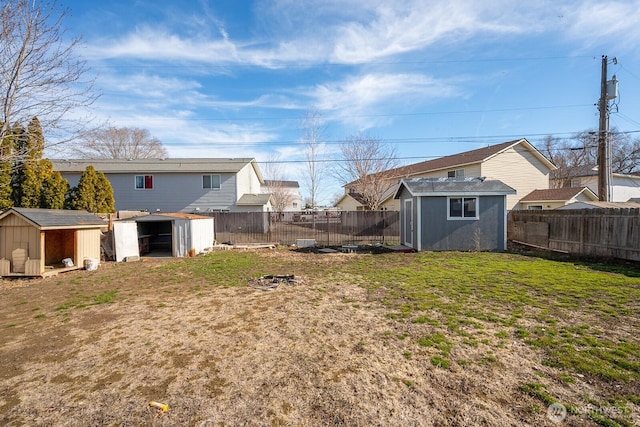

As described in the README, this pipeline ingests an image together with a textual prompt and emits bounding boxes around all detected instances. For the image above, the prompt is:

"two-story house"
[261,180,302,212]
[51,158,272,213]
[336,139,557,211]
[551,165,640,202]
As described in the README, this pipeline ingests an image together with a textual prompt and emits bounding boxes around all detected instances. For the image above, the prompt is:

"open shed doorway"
[137,219,173,257]
[44,229,76,267]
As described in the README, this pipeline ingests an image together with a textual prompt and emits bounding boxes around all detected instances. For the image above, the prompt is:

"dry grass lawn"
[0,248,638,426]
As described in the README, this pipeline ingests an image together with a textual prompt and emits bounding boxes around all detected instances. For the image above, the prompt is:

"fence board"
[201,211,400,246]
[508,209,640,261]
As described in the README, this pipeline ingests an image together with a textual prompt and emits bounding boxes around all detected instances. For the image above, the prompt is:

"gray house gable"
[51,158,267,213]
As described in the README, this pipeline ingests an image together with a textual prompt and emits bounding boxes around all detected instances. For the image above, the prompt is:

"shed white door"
[403,199,413,248]
[113,221,140,262]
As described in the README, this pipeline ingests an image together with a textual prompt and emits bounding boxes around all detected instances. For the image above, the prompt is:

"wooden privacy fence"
[508,209,640,261]
[203,211,400,246]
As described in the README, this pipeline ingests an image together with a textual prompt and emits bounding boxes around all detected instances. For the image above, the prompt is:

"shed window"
[203,174,221,189]
[135,175,153,189]
[448,197,477,219]
[527,205,543,210]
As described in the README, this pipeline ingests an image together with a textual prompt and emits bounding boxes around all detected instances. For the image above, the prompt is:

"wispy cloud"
[308,72,460,128]
[563,0,640,50]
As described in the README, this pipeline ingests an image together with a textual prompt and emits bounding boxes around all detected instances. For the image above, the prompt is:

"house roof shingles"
[51,158,257,174]
[519,187,596,202]
[236,193,273,206]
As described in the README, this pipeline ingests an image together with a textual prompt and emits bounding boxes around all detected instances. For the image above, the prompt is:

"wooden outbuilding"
[0,208,107,277]
[394,177,516,251]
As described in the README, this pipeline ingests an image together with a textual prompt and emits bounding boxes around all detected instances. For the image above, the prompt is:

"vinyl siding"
[63,172,240,212]
[410,164,483,180]
[235,163,262,198]
[481,145,551,210]
[579,175,640,202]
[419,195,506,251]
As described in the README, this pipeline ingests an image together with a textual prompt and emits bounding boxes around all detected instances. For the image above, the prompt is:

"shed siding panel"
[481,146,550,210]
[420,195,506,251]
[0,226,40,260]
[77,229,101,263]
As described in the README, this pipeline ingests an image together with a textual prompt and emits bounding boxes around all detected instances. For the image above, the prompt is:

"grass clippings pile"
[0,249,638,426]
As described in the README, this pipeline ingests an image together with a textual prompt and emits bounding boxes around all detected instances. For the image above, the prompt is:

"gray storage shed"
[394,178,516,251]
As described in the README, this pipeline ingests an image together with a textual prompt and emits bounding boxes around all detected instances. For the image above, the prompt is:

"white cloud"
[562,0,640,50]
[309,72,460,127]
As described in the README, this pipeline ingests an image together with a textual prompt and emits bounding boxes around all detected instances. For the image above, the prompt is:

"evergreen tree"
[27,117,44,160]
[0,126,13,209]
[17,161,40,208]
[69,166,114,213]
[95,171,115,213]
[70,165,99,212]
[39,160,68,209]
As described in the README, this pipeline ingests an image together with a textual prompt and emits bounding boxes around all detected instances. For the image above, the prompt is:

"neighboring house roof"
[263,180,300,188]
[556,201,640,210]
[394,177,516,198]
[236,193,273,206]
[0,208,106,230]
[370,138,555,185]
[520,187,598,203]
[51,158,264,182]
[552,165,640,180]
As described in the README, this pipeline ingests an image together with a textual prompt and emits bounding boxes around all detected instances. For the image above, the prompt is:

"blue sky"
[57,0,640,203]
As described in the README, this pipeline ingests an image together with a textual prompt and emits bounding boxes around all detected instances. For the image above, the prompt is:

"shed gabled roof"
[520,187,598,203]
[0,208,106,230]
[394,177,516,198]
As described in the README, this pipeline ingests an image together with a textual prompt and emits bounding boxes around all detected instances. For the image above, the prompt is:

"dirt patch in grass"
[0,250,638,426]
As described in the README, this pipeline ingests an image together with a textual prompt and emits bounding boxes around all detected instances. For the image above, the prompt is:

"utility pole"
[597,55,618,202]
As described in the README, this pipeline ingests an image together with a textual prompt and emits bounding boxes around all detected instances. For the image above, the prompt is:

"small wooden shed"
[0,208,107,277]
[394,177,516,251]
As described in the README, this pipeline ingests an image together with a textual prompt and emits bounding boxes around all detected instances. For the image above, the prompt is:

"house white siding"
[577,175,640,202]
[481,145,550,210]
[236,163,262,199]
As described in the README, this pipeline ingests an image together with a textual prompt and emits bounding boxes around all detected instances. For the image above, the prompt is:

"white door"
[403,199,413,247]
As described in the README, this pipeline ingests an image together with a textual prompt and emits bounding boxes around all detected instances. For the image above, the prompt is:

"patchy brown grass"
[0,249,638,426]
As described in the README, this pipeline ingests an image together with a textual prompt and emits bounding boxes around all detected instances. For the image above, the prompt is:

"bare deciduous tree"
[539,130,640,188]
[334,133,399,210]
[0,0,97,160]
[261,154,295,213]
[73,127,168,159]
[300,110,326,209]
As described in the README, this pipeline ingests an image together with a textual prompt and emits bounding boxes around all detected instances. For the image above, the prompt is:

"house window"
[135,175,153,189]
[527,205,543,210]
[570,178,581,188]
[447,169,465,178]
[448,197,477,219]
[203,174,221,189]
